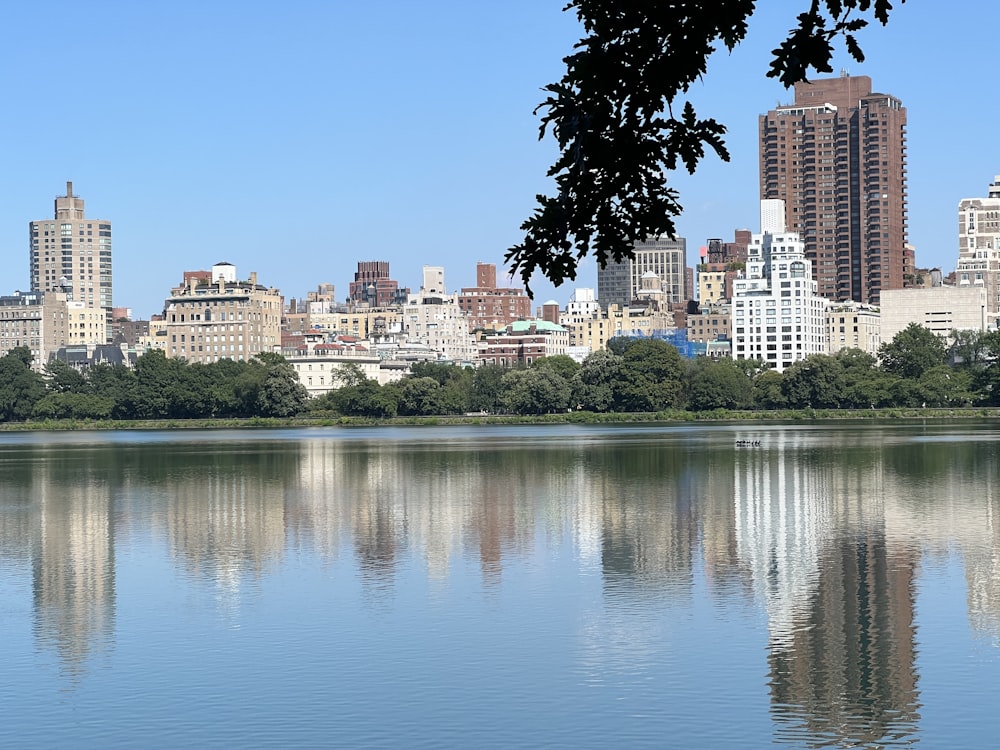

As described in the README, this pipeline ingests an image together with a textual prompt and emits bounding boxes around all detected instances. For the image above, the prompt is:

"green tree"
[974,330,1000,404]
[201,358,252,417]
[532,354,580,380]
[950,329,989,372]
[398,377,445,416]
[917,366,973,408]
[330,378,399,417]
[332,362,370,388]
[409,361,468,386]
[684,358,754,412]
[85,363,138,419]
[44,359,86,393]
[33,392,115,420]
[131,349,199,419]
[834,349,891,409]
[571,349,622,412]
[470,364,506,413]
[879,323,947,380]
[753,369,786,410]
[606,337,632,356]
[507,1,902,290]
[0,348,46,422]
[616,339,683,411]
[782,355,844,409]
[500,368,572,415]
[242,352,309,418]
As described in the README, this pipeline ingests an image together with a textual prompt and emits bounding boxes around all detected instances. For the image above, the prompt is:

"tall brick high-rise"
[759,74,908,303]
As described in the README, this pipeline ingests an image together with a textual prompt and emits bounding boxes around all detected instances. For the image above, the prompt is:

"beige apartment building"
[29,182,113,321]
[66,301,108,348]
[826,302,881,355]
[318,308,401,339]
[163,263,282,364]
[0,290,106,369]
[562,304,675,353]
[697,267,732,306]
[687,304,731,345]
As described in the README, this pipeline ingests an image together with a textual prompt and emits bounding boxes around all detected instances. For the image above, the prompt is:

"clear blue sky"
[0,2,990,317]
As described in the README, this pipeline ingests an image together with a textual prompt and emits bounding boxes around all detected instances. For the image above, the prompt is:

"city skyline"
[0,4,993,318]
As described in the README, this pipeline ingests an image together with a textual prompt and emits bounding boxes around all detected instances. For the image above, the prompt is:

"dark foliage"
[507,0,903,292]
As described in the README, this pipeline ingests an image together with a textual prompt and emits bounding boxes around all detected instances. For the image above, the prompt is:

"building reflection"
[734,435,920,747]
[881,439,1000,645]
[11,423,1000,711]
[161,468,287,590]
[18,447,116,677]
[593,443,698,598]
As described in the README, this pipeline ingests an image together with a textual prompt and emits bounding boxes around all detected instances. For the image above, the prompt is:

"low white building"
[879,286,987,343]
[731,202,828,372]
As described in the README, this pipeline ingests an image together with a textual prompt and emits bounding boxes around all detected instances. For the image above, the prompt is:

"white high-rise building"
[956,175,1000,326]
[731,202,828,372]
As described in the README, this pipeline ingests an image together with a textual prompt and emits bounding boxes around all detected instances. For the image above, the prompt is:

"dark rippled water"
[2,422,1000,748]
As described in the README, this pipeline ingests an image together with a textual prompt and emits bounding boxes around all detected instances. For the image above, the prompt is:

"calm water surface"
[2,422,1000,748]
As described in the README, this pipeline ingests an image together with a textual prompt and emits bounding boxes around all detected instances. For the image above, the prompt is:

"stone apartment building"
[686,304,731,345]
[825,302,881,355]
[0,290,107,370]
[162,262,282,364]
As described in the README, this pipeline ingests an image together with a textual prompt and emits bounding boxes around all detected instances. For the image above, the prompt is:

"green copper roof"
[509,319,566,333]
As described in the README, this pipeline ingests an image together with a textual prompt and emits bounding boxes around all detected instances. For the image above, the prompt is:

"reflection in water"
[734,434,920,747]
[3,425,1000,745]
[0,446,117,677]
[35,477,114,677]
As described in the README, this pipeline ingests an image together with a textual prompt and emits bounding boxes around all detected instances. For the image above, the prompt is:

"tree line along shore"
[1,323,998,426]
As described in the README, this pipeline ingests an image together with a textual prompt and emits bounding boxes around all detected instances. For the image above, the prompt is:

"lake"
[1,422,999,748]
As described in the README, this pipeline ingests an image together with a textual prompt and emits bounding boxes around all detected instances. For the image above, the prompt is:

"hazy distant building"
[347,261,409,307]
[760,74,908,304]
[597,236,686,308]
[687,304,731,346]
[163,262,282,364]
[29,181,113,326]
[698,231,752,304]
[956,176,1000,326]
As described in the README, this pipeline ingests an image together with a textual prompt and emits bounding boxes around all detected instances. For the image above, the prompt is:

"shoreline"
[3,407,1000,431]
